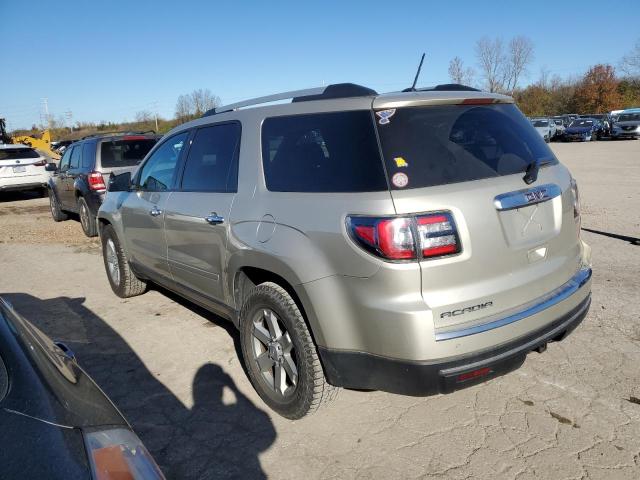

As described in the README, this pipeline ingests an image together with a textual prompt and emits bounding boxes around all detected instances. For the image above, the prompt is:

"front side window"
[180,123,241,192]
[136,132,188,191]
[376,103,558,190]
[59,147,73,170]
[261,111,387,192]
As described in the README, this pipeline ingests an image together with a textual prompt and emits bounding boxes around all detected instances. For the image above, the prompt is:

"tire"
[49,189,68,222]
[101,224,147,298]
[78,197,98,237]
[239,282,338,419]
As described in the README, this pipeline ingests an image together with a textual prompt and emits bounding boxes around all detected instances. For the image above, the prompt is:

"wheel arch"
[228,252,325,347]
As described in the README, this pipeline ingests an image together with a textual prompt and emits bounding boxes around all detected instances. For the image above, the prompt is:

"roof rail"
[202,83,378,117]
[80,130,157,140]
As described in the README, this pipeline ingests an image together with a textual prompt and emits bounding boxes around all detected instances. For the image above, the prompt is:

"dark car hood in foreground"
[0,298,125,428]
[0,408,91,478]
[0,298,128,478]
[565,126,593,134]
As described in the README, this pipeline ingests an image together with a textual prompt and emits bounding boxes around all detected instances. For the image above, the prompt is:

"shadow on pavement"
[4,293,276,480]
[582,227,640,246]
[0,190,46,203]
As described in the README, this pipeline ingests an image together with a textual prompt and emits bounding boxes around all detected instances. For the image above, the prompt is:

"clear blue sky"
[1,0,638,130]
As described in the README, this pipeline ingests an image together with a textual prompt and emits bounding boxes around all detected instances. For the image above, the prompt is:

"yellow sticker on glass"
[394,157,409,168]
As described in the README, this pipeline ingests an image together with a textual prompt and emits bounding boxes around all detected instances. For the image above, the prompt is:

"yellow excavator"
[0,117,60,159]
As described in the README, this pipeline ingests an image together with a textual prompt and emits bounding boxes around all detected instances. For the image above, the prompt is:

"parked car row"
[529,107,639,143]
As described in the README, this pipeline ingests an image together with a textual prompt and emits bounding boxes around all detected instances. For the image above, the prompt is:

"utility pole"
[153,101,159,132]
[41,98,50,129]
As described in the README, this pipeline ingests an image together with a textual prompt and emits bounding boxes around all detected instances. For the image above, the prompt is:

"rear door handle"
[149,207,162,217]
[205,213,224,225]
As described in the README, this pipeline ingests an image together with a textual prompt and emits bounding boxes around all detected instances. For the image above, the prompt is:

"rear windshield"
[261,111,387,192]
[0,148,40,160]
[376,103,557,190]
[100,139,157,168]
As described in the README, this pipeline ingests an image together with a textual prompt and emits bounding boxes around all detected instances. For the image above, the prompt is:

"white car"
[0,144,52,194]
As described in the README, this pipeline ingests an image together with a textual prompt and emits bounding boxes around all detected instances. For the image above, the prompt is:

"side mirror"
[45,162,58,172]
[108,171,132,192]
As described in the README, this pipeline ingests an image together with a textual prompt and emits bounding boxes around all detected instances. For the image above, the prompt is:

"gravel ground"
[0,140,639,479]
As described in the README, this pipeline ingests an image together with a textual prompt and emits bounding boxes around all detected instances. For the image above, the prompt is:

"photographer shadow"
[4,293,276,480]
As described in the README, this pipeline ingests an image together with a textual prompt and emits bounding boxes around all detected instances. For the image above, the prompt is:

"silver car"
[531,118,555,142]
[97,83,592,419]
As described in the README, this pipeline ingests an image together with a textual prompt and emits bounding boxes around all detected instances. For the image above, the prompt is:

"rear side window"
[180,123,241,192]
[82,143,94,168]
[376,104,558,190]
[262,111,387,192]
[0,148,39,160]
[69,145,82,169]
[100,139,157,168]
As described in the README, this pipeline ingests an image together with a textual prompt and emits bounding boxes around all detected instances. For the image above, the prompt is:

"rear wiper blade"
[523,157,553,184]
[522,160,538,184]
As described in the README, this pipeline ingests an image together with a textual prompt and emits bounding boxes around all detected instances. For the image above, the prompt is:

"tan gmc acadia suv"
[97,83,592,419]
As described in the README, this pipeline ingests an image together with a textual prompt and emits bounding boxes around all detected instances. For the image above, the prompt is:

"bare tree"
[190,89,221,116]
[175,94,193,122]
[537,66,551,89]
[620,39,640,77]
[448,56,475,86]
[475,37,506,93]
[504,36,534,95]
[135,110,153,123]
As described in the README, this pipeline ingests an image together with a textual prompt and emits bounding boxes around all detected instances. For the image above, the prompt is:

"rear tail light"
[416,213,460,258]
[88,171,107,191]
[33,159,47,167]
[570,177,581,234]
[347,211,461,261]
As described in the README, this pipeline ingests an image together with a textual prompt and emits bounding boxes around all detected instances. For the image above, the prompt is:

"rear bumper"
[611,131,640,139]
[0,181,48,192]
[319,293,590,395]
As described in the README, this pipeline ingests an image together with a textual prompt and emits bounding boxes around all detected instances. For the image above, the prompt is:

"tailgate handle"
[494,184,561,211]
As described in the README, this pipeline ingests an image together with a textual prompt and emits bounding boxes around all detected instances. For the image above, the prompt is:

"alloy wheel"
[105,238,121,286]
[80,202,89,231]
[251,308,298,397]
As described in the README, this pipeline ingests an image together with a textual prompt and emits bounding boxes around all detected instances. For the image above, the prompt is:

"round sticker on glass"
[392,172,409,188]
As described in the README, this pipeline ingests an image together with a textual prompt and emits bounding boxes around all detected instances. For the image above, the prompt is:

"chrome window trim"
[435,266,592,341]
[494,183,562,211]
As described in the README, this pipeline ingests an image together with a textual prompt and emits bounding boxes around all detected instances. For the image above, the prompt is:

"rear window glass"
[376,104,558,190]
[0,148,39,160]
[261,111,387,192]
[100,139,157,168]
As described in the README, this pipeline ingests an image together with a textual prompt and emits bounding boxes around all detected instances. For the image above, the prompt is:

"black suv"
[47,132,159,236]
